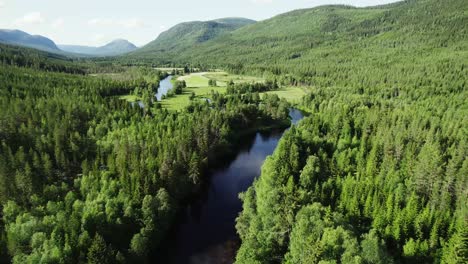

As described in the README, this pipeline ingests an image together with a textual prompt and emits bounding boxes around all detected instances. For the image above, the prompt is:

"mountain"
[0,29,59,52]
[129,17,256,62]
[126,0,468,79]
[57,45,97,55]
[59,39,137,56]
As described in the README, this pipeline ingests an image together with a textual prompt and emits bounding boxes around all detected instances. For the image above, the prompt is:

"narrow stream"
[160,109,305,264]
[156,75,173,101]
[130,76,172,107]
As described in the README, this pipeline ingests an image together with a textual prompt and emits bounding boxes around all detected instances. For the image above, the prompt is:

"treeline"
[235,64,468,263]
[226,79,279,94]
[0,43,86,74]
[0,57,290,263]
[0,43,149,75]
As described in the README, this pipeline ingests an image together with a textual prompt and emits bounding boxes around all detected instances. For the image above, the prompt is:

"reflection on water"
[157,110,304,264]
[130,76,173,108]
[156,76,173,101]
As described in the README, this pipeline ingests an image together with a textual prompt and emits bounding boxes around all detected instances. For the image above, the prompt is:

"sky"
[0,0,399,47]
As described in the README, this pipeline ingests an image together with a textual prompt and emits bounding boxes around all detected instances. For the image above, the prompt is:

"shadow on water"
[153,109,305,264]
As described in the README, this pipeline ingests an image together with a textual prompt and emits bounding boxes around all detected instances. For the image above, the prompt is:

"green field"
[177,73,218,87]
[160,86,227,111]
[118,73,308,111]
[159,73,307,110]
[263,86,308,103]
[154,67,184,73]
[203,71,263,84]
[177,71,265,87]
[158,73,226,110]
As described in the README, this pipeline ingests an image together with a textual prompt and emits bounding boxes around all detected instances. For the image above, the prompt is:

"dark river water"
[158,109,305,264]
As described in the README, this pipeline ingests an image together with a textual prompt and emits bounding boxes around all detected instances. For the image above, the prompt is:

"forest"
[0,0,467,263]
[236,66,467,263]
[0,45,290,263]
[230,1,468,260]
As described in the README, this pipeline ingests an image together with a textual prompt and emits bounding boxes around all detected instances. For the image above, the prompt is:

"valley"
[0,0,467,263]
[158,109,304,264]
[117,71,306,111]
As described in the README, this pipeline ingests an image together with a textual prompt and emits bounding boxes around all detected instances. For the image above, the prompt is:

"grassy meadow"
[119,71,309,110]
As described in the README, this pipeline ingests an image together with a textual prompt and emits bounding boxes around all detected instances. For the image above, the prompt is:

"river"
[158,109,305,264]
[130,76,173,107]
[156,75,173,101]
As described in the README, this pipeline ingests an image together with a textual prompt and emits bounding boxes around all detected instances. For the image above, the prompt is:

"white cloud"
[88,18,146,29]
[0,1,5,8]
[51,18,64,29]
[121,18,145,29]
[14,12,45,26]
[91,33,111,45]
[88,18,114,26]
[159,25,167,30]
[251,0,273,4]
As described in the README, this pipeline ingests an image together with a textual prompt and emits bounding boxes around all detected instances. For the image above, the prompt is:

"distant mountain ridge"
[0,29,59,52]
[59,39,137,56]
[0,29,137,56]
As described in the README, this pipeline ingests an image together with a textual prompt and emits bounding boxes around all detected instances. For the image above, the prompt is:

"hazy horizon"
[0,0,399,47]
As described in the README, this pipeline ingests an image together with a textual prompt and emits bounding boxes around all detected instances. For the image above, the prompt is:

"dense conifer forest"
[0,44,290,262]
[0,0,467,263]
[236,71,467,263]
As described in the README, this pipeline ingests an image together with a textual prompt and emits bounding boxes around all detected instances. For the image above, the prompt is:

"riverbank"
[159,72,308,111]
[152,109,305,264]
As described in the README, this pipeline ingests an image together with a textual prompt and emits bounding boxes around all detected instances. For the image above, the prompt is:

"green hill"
[128,17,256,63]
[126,0,467,86]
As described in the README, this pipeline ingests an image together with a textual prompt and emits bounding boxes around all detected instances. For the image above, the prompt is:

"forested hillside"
[0,43,87,74]
[127,17,256,64]
[126,0,467,86]
[236,71,467,263]
[230,1,468,263]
